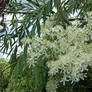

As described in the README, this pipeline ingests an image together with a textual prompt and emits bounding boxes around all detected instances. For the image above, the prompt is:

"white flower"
[27,14,92,88]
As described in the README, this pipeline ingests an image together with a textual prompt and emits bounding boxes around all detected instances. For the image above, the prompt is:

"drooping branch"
[2,10,84,21]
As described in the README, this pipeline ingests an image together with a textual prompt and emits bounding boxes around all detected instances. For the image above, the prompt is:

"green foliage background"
[0,0,92,92]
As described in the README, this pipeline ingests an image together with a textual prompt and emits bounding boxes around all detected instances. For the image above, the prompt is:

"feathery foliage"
[0,0,92,92]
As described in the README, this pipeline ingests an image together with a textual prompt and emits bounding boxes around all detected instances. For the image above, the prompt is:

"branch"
[2,10,84,21]
[3,11,38,15]
[3,10,85,20]
[69,18,84,21]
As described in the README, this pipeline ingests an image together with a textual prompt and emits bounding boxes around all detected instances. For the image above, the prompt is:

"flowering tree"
[0,0,92,91]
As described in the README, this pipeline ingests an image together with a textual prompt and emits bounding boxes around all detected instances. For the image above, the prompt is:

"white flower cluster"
[21,37,31,45]
[27,14,92,91]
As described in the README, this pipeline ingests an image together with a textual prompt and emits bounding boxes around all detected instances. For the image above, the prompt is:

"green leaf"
[13,45,28,81]
[36,18,41,36]
[29,24,36,38]
[10,45,17,64]
[3,36,8,52]
[54,0,61,8]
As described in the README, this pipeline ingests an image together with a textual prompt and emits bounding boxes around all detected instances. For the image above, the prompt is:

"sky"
[0,53,8,59]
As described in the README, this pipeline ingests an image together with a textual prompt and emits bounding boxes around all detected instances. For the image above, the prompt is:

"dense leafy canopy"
[0,0,92,92]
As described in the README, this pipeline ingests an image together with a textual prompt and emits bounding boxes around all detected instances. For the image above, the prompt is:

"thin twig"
[0,62,17,74]
[69,83,76,92]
